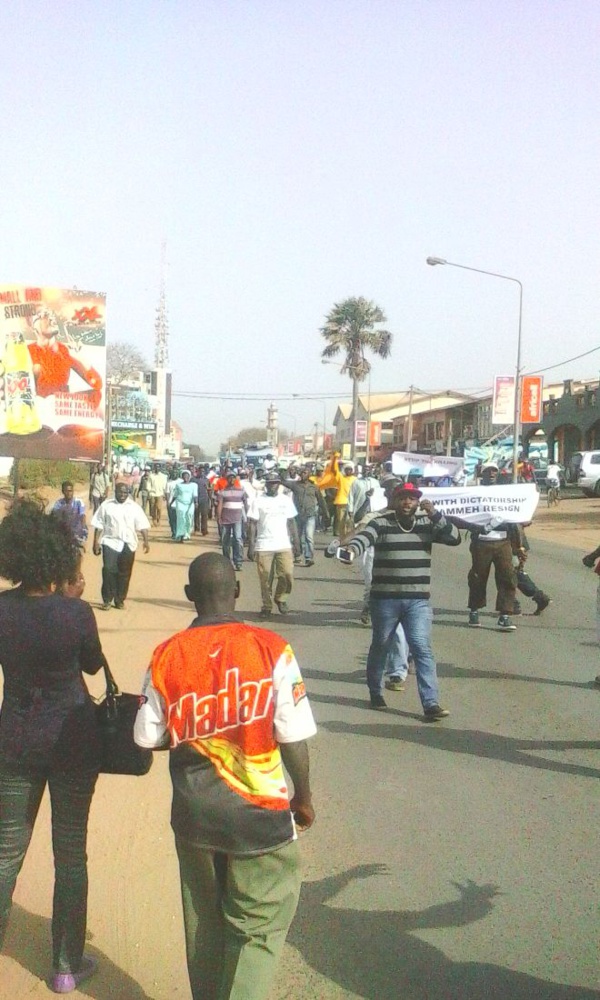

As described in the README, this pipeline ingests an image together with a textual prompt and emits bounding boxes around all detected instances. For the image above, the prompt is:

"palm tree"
[320,297,393,454]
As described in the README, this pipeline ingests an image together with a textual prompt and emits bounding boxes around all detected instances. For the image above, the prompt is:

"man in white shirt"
[247,473,298,618]
[546,463,561,487]
[147,465,168,527]
[166,470,183,539]
[91,482,150,610]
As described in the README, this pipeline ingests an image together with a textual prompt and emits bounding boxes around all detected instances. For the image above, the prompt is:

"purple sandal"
[50,955,98,994]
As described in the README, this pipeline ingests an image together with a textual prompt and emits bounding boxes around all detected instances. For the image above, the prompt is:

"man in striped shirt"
[339,482,460,719]
[216,472,246,571]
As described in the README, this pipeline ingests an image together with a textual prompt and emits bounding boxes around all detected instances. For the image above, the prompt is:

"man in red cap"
[339,482,461,719]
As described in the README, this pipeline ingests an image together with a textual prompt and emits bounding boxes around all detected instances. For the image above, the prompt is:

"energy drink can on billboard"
[3,332,42,435]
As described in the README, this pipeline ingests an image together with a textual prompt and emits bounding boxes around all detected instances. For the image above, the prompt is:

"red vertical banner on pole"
[520,376,543,423]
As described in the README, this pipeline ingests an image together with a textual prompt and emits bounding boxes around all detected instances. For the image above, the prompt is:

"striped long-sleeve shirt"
[347,512,461,600]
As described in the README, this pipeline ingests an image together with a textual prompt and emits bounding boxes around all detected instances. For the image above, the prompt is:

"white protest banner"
[419,484,539,527]
[391,450,464,479]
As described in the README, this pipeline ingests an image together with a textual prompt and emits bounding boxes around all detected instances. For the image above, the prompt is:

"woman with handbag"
[0,499,106,994]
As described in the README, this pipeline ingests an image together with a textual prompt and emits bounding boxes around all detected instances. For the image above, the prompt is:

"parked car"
[569,450,600,495]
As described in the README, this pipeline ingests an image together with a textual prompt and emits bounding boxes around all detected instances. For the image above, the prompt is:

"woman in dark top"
[0,499,105,994]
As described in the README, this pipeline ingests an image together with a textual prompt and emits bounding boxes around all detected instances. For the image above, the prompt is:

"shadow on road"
[288,866,599,999]
[126,597,193,612]
[436,661,597,691]
[242,607,364,628]
[3,903,157,999]
[319,716,600,779]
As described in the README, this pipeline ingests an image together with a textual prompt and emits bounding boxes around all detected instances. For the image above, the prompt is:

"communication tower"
[153,241,172,456]
[154,240,169,368]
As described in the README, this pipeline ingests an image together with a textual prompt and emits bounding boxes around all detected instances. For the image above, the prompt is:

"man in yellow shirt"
[318,454,356,538]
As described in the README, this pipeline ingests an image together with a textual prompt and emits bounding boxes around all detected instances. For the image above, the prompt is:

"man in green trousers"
[134,553,317,1000]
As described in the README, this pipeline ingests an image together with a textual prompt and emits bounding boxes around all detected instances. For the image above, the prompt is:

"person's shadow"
[3,903,157,999]
[287,866,599,999]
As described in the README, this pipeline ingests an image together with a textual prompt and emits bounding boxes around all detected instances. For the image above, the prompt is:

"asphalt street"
[2,522,598,999]
[270,529,599,999]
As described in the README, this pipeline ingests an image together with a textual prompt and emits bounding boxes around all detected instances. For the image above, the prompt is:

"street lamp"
[426,256,523,483]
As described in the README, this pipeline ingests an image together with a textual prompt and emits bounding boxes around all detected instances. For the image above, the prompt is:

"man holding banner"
[425,463,540,632]
[394,464,541,631]
[463,463,518,630]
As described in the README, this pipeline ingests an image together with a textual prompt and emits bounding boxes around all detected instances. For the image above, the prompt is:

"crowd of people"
[0,450,592,999]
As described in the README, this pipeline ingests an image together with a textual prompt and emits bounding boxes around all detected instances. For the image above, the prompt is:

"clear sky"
[2,1,599,453]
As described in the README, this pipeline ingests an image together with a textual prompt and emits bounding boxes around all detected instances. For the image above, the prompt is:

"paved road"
[2,522,598,999]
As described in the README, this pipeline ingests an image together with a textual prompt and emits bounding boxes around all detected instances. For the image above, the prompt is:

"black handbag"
[94,662,153,776]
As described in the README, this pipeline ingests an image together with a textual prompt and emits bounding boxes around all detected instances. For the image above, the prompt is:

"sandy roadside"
[524,494,600,551]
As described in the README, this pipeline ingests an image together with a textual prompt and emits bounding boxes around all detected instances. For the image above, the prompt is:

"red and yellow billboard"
[520,375,543,424]
[0,285,106,460]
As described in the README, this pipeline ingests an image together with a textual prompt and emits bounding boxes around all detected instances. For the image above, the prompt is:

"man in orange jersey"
[134,552,316,1000]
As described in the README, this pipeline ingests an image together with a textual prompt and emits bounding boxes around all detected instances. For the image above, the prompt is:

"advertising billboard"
[354,419,368,445]
[111,420,157,455]
[492,375,515,425]
[520,375,543,424]
[369,421,381,447]
[0,285,106,460]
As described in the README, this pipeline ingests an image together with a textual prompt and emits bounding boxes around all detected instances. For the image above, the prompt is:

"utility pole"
[406,385,415,452]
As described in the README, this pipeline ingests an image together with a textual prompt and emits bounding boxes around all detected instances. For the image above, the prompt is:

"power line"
[172,345,600,404]
[173,391,352,400]
[527,344,600,376]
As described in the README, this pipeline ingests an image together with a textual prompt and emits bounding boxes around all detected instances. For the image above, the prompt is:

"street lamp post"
[365,369,372,465]
[426,256,523,483]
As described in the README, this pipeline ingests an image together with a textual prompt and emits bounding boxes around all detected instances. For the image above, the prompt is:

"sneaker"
[423,704,450,721]
[370,694,387,710]
[275,601,289,615]
[324,537,341,558]
[113,602,125,610]
[385,678,405,691]
[468,610,480,627]
[99,603,111,611]
[50,955,98,994]
[305,559,314,567]
[533,595,550,616]
[497,615,516,631]
[259,608,272,618]
[360,608,370,626]
[594,675,600,688]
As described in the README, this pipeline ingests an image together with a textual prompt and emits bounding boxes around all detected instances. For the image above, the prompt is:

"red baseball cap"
[391,482,423,499]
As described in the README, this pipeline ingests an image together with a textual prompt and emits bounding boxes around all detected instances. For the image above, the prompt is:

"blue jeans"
[367,598,439,708]
[0,763,97,972]
[222,522,243,569]
[385,626,409,681]
[297,515,316,562]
